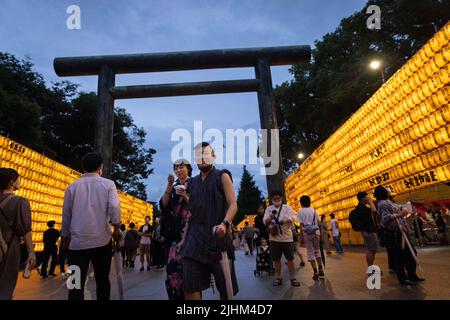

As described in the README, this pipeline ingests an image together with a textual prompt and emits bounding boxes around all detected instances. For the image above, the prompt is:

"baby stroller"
[254,245,274,276]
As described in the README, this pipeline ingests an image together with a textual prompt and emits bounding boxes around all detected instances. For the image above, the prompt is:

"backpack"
[349,207,364,232]
[0,195,15,264]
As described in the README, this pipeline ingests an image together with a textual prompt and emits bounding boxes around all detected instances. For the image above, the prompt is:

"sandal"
[290,278,301,287]
[273,278,282,286]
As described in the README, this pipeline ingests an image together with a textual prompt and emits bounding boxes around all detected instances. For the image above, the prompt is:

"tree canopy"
[235,165,263,224]
[0,53,155,200]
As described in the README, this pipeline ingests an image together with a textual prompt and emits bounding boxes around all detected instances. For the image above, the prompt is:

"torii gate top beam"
[54,45,310,76]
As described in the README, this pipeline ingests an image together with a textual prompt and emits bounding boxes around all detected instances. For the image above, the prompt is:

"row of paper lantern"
[287,126,449,204]
[335,24,449,134]
[292,83,449,187]
[0,137,79,177]
[286,87,449,194]
[287,23,450,230]
[315,150,449,211]
[316,122,450,193]
[316,163,450,215]
[294,33,450,181]
[288,160,450,217]
[320,67,448,165]
[288,141,450,209]
[0,134,153,251]
[0,149,80,185]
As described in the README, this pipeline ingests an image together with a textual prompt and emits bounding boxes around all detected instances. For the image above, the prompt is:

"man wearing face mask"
[61,153,121,300]
[182,142,238,300]
[264,191,300,287]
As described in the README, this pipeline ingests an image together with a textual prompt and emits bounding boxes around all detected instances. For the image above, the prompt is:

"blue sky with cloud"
[0,0,366,202]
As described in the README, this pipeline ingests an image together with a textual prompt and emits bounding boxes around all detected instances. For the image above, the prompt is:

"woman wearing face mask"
[0,168,35,300]
[160,159,192,300]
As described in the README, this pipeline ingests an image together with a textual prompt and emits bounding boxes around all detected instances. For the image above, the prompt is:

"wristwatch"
[222,220,230,228]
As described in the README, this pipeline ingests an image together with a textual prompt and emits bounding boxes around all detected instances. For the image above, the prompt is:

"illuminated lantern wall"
[285,23,450,245]
[236,215,256,231]
[0,135,153,252]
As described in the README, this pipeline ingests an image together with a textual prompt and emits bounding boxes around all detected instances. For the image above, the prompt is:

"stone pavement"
[12,246,450,300]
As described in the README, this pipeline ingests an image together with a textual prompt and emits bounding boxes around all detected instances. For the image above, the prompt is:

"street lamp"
[369,59,385,84]
[297,153,304,160]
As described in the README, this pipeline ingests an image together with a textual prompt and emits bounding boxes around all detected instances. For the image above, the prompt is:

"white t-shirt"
[330,219,340,237]
[263,204,295,242]
[297,207,320,236]
[140,225,151,245]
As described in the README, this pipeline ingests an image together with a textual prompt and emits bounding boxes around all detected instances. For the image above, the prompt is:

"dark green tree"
[235,165,263,224]
[275,0,450,173]
[0,53,156,200]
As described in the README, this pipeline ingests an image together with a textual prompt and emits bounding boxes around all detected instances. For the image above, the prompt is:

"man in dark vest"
[181,142,238,300]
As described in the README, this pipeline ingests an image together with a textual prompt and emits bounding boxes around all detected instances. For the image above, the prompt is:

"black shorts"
[182,257,239,299]
[270,241,295,261]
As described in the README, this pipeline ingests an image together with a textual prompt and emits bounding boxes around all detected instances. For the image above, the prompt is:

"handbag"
[303,209,319,235]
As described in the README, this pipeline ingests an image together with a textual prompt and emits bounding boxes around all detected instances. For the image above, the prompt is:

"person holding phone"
[0,168,35,300]
[160,158,192,300]
[354,192,379,272]
[264,191,299,287]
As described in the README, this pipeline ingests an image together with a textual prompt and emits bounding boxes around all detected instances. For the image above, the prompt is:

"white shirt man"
[263,204,295,242]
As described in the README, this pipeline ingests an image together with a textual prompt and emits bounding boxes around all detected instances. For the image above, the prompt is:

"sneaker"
[49,273,57,277]
[312,273,319,281]
[139,267,144,272]
[318,269,325,279]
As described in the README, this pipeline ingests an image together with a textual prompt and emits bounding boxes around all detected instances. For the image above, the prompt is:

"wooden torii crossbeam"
[54,45,310,199]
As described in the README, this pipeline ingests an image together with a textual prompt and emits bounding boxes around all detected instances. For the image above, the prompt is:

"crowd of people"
[1,141,449,300]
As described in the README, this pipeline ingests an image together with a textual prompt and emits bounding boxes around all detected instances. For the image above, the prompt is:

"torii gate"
[54,45,310,199]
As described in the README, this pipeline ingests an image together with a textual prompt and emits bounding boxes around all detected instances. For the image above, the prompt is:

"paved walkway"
[12,246,450,300]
